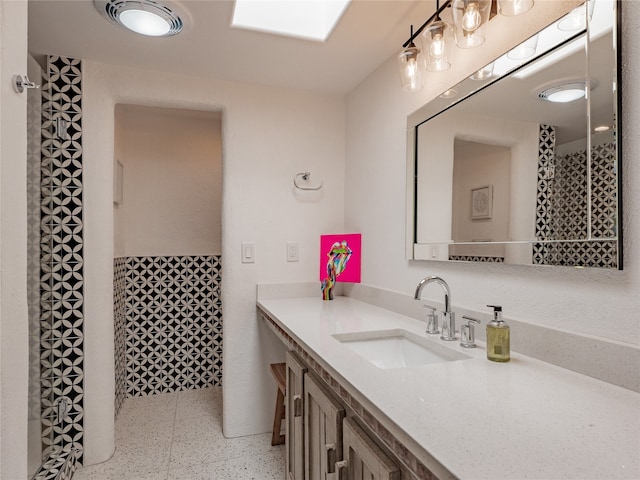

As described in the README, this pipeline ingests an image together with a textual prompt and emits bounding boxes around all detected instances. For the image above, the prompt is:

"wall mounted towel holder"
[294,172,323,191]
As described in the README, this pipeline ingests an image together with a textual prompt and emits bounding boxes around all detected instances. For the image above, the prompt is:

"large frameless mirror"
[406,0,622,269]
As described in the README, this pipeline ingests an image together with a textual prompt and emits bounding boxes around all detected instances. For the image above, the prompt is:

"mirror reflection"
[408,0,621,268]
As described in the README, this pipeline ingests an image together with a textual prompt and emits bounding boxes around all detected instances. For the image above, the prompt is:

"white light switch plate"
[287,242,299,262]
[242,242,255,263]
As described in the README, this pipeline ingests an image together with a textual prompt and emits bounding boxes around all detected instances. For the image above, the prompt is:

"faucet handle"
[460,316,481,348]
[423,304,440,334]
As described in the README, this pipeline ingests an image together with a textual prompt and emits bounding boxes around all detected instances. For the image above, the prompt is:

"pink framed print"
[319,233,361,300]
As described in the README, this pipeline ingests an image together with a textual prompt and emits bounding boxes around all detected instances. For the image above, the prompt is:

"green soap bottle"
[486,305,510,362]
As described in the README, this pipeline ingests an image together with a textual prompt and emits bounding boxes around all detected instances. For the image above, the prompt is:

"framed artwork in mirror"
[471,185,493,220]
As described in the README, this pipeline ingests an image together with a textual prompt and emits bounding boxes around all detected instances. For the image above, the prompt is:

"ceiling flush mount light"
[420,1,454,72]
[96,0,184,37]
[538,82,586,103]
[397,26,424,93]
[451,0,491,48]
[593,125,611,132]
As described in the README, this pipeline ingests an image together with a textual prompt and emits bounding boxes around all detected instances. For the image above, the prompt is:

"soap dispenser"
[486,305,510,362]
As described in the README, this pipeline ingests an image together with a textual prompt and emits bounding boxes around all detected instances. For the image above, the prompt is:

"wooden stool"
[270,363,286,446]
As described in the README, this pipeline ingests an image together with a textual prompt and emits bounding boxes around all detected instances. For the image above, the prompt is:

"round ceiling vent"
[95,0,184,37]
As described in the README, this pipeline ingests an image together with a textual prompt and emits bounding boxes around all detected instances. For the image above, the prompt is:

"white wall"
[346,1,640,346]
[83,62,345,462]
[450,141,510,259]
[416,111,538,245]
[0,0,29,478]
[114,105,222,257]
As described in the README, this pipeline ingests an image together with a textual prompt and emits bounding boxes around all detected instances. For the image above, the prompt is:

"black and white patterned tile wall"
[116,255,222,402]
[533,124,618,268]
[448,255,504,263]
[114,257,127,417]
[28,57,43,438]
[39,56,84,468]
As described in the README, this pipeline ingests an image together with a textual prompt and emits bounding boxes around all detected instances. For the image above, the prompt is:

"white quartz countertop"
[257,296,640,480]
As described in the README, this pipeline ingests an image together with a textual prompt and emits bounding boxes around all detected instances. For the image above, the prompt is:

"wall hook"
[12,75,40,94]
[294,172,323,191]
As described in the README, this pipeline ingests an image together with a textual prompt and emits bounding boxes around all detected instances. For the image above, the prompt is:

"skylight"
[231,0,351,42]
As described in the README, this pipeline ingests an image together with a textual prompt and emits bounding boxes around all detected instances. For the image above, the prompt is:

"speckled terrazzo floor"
[73,386,285,480]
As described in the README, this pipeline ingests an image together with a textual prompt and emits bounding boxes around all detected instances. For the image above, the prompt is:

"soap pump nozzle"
[487,304,503,322]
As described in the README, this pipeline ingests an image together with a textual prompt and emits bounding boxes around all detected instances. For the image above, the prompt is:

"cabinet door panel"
[342,417,400,480]
[304,373,345,480]
[286,351,307,480]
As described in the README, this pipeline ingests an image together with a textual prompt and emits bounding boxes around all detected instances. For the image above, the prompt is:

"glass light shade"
[397,45,424,93]
[470,61,494,80]
[507,34,539,60]
[420,20,454,72]
[558,0,595,31]
[451,0,491,48]
[119,8,171,36]
[498,0,534,16]
[439,87,459,98]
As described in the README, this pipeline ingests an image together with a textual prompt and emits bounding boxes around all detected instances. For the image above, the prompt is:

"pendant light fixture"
[498,0,534,16]
[420,0,454,72]
[451,0,491,48]
[557,0,595,32]
[470,61,494,80]
[397,26,424,93]
[398,0,535,92]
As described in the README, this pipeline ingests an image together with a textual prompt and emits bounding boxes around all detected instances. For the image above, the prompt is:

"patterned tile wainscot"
[115,255,222,407]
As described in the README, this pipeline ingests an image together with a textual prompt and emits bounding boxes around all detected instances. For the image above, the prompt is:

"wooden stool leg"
[271,388,286,446]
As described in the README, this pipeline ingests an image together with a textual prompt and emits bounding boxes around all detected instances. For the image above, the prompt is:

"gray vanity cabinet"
[286,351,307,480]
[284,350,401,480]
[304,373,345,480]
[340,417,400,480]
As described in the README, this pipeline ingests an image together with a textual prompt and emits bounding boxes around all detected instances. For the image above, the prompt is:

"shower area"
[27,55,223,479]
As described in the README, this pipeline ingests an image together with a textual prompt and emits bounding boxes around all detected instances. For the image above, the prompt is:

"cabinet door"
[286,351,307,480]
[340,417,400,480]
[304,373,346,480]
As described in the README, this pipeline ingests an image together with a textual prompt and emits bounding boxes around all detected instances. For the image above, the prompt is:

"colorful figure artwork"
[320,234,361,300]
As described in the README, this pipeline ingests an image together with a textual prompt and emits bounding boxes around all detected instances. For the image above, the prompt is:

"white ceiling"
[28,0,434,94]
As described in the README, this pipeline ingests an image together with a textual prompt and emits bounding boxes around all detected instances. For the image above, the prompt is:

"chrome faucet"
[414,276,456,341]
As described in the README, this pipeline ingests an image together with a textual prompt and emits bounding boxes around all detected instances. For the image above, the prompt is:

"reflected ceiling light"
[558,0,595,32]
[397,26,424,93]
[420,1,454,72]
[594,125,611,132]
[96,0,184,37]
[507,34,539,60]
[470,61,494,80]
[538,82,586,103]
[439,87,459,98]
[498,0,534,16]
[451,0,491,48]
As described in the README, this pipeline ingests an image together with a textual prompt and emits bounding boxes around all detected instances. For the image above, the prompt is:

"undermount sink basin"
[332,329,471,369]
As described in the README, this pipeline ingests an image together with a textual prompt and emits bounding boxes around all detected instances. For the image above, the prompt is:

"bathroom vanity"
[258,294,639,480]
